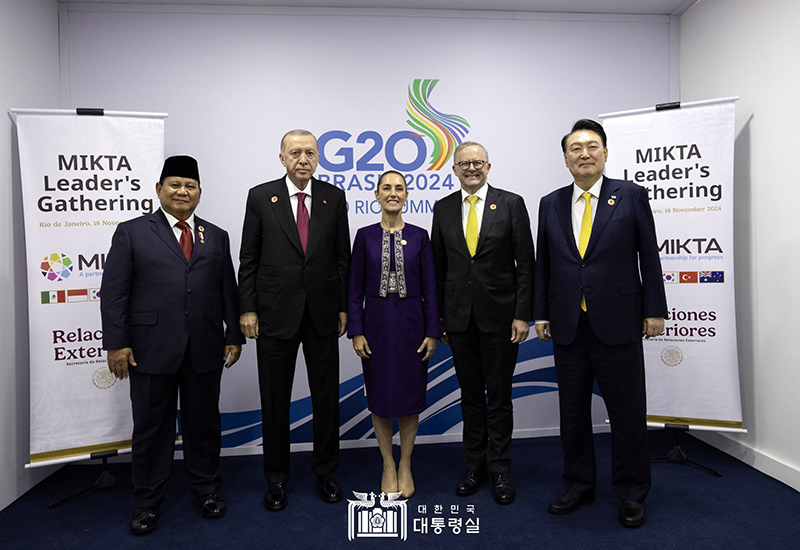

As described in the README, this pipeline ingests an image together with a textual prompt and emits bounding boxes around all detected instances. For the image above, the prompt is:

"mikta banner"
[13,109,166,466]
[601,98,743,431]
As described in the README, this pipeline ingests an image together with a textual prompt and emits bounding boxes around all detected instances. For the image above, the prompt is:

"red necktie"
[176,221,193,261]
[296,192,309,254]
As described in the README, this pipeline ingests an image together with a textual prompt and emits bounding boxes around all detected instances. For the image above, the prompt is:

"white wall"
[63,6,672,445]
[681,0,800,491]
[0,0,62,510]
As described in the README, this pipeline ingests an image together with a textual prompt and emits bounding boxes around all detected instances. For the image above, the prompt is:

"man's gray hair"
[453,141,489,163]
[280,129,317,152]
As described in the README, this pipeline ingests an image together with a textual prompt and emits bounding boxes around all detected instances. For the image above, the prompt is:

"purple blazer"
[348,223,441,338]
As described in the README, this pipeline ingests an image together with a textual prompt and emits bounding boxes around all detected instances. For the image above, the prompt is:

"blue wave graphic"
[178,334,602,448]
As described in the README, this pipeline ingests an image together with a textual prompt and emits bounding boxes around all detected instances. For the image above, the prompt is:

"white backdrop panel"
[66,8,670,447]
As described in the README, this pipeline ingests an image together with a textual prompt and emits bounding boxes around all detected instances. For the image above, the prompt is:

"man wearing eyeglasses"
[431,141,535,505]
[238,130,350,511]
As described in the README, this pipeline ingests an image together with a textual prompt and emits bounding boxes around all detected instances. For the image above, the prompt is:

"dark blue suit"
[101,208,243,508]
[534,176,667,502]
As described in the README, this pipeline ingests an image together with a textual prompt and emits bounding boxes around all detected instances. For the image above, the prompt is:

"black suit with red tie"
[238,176,350,483]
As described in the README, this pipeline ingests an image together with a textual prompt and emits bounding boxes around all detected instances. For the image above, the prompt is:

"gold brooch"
[490,204,497,210]
[608,199,615,206]
[271,196,278,203]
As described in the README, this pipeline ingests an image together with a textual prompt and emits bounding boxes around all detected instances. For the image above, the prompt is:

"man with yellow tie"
[431,141,535,505]
[534,119,667,528]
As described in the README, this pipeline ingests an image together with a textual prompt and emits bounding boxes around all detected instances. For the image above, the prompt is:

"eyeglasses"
[455,160,486,170]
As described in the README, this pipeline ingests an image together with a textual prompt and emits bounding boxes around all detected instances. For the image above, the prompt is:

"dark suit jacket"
[101,209,244,374]
[238,177,350,339]
[533,176,668,346]
[431,185,535,333]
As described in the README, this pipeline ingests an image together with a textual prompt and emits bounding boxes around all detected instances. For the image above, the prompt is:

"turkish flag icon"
[679,271,699,283]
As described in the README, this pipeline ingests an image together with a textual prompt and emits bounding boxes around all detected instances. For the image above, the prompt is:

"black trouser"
[256,304,340,484]
[553,313,651,503]
[129,345,223,508]
[448,314,518,473]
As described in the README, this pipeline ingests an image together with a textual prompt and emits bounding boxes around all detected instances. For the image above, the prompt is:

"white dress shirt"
[162,210,196,244]
[571,176,602,248]
[286,176,313,222]
[460,183,489,237]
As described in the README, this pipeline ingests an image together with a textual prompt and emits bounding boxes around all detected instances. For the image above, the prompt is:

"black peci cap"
[159,155,200,183]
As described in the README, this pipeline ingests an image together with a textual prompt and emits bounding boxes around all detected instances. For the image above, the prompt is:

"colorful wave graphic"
[406,79,470,171]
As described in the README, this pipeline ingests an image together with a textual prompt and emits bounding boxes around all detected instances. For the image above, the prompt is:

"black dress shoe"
[455,469,485,497]
[194,492,226,519]
[548,491,596,515]
[264,482,287,511]
[619,500,646,528]
[316,474,343,503]
[490,472,515,505]
[130,507,161,535]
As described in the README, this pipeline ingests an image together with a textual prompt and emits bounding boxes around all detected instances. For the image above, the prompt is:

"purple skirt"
[361,292,428,418]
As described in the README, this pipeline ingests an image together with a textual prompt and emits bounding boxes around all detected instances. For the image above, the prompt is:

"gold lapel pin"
[400,239,407,246]
[271,196,278,203]
[198,225,205,232]
[323,199,328,204]
[608,199,615,205]
[490,204,497,210]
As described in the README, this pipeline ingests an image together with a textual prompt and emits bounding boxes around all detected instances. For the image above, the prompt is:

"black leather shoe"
[130,507,160,535]
[455,469,485,497]
[619,500,646,528]
[316,474,343,503]
[490,472,515,505]
[548,491,596,514]
[264,482,287,511]
[194,492,226,519]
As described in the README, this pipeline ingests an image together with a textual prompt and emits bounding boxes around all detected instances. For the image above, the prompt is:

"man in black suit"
[534,119,667,527]
[238,130,350,511]
[101,155,244,535]
[431,141,534,505]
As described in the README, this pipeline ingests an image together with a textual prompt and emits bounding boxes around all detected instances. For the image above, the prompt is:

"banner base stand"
[651,426,723,478]
[48,451,130,509]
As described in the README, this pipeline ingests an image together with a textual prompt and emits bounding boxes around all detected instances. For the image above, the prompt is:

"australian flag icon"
[699,270,724,283]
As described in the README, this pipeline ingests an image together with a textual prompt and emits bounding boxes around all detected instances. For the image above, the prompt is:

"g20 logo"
[319,130,427,172]
[317,130,455,192]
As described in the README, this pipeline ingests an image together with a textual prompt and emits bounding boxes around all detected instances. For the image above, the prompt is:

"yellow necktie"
[579,192,592,311]
[466,195,479,257]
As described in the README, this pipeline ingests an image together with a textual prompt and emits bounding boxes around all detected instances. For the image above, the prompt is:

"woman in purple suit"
[348,170,440,498]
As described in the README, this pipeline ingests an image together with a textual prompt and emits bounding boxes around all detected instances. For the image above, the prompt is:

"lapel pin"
[323,199,328,204]
[271,196,278,203]
[490,204,497,210]
[198,225,205,232]
[608,199,615,205]
[400,239,407,246]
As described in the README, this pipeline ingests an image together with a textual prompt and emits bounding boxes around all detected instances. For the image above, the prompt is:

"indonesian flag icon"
[67,289,89,302]
[679,271,699,283]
